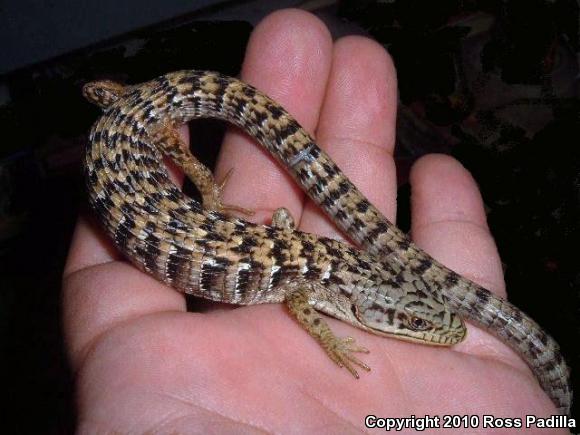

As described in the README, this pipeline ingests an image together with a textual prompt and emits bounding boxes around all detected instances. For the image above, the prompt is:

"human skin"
[63,8,563,434]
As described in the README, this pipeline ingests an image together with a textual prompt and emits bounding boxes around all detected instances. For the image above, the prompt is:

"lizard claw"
[208,168,255,216]
[326,336,371,379]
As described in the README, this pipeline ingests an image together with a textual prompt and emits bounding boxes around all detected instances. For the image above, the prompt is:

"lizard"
[82,70,571,415]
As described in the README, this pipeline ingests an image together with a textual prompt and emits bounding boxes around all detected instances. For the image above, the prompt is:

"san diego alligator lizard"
[83,70,571,415]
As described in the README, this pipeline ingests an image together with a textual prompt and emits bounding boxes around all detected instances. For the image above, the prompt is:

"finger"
[409,154,505,298]
[408,154,535,370]
[63,262,185,369]
[215,9,333,223]
[301,36,398,240]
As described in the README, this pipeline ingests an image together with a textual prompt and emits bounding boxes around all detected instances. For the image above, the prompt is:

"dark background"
[1,0,579,432]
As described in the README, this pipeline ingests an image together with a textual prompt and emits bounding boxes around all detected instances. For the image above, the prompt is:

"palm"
[64,9,561,434]
[72,274,549,431]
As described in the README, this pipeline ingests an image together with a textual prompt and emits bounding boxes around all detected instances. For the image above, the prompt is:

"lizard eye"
[409,316,431,331]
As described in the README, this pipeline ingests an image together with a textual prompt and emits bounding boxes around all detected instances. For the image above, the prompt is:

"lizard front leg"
[285,286,370,378]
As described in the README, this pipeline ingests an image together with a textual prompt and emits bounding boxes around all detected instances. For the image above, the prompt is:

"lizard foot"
[286,287,371,378]
[206,168,255,216]
[323,336,371,379]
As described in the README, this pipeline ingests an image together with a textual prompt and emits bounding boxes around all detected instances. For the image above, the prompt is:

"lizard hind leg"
[285,286,370,378]
[148,121,254,216]
[271,207,296,230]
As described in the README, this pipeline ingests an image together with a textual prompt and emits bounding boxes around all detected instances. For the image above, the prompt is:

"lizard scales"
[83,70,571,415]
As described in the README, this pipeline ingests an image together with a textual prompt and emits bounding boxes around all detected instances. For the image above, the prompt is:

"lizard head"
[83,80,128,109]
[349,276,466,346]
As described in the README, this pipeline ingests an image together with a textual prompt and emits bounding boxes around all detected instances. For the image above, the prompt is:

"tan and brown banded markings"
[84,70,570,415]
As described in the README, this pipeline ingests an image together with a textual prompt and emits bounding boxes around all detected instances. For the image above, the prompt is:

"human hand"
[63,9,562,433]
